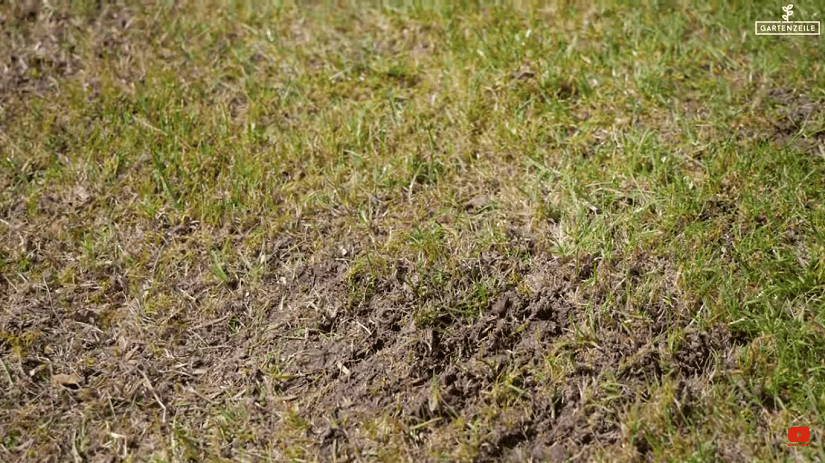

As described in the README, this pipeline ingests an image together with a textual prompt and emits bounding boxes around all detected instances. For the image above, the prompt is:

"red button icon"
[789,427,810,443]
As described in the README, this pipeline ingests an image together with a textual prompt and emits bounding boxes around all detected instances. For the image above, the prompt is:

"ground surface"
[1,1,825,462]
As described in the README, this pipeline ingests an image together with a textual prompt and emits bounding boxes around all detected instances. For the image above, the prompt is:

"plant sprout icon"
[782,4,794,21]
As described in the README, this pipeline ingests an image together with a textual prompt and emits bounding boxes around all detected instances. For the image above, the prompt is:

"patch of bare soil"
[1,214,744,462]
[246,244,740,462]
[751,87,824,157]
[0,1,138,112]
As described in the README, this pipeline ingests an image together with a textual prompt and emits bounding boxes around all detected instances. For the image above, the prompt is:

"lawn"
[1,0,824,461]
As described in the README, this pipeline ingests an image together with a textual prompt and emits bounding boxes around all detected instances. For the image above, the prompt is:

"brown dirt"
[1,214,745,462]
[751,87,825,157]
[204,242,738,461]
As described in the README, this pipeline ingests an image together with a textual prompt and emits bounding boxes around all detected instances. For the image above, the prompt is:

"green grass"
[1,0,825,461]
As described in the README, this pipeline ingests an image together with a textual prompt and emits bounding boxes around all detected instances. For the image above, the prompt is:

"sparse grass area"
[2,0,825,461]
